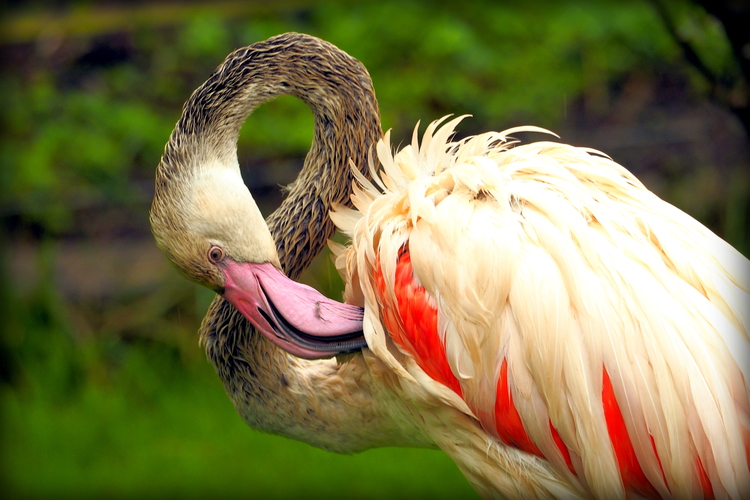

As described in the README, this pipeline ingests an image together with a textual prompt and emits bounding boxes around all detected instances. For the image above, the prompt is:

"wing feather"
[330,117,750,499]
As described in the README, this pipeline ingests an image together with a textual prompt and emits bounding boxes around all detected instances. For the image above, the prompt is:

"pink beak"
[221,261,367,359]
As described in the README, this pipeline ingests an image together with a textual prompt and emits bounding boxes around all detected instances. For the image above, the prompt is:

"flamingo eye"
[208,246,224,263]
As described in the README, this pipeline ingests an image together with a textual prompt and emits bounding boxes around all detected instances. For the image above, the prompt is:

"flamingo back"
[331,116,750,499]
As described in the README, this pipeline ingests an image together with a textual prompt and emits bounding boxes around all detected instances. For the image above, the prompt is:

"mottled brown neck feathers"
[155,32,381,278]
[152,34,383,428]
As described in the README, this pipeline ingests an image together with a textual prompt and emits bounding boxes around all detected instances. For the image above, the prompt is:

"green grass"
[1,339,478,500]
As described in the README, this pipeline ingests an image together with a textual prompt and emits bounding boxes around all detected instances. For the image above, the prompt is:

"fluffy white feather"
[332,116,750,499]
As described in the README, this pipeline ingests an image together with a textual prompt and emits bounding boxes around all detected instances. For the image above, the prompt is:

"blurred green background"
[1,0,748,498]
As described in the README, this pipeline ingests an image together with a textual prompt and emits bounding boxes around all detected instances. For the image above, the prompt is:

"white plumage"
[330,115,750,499]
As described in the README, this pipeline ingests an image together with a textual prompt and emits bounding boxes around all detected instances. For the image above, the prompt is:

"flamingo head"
[150,162,367,359]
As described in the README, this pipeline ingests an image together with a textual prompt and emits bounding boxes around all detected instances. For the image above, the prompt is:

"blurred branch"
[0,0,311,45]
[694,0,750,85]
[649,0,717,84]
[649,0,750,137]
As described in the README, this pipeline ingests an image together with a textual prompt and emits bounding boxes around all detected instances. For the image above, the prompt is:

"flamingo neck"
[175,34,392,449]
[200,299,432,452]
[157,33,381,279]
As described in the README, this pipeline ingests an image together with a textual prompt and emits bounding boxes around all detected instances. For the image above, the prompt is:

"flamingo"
[150,33,750,499]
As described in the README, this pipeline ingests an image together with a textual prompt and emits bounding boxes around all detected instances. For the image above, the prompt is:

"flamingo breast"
[371,243,698,498]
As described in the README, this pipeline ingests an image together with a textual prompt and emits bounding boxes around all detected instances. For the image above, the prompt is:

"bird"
[150,33,750,499]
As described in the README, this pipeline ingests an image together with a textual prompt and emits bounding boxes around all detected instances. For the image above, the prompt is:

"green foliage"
[2,325,478,499]
[311,1,684,131]
[4,0,744,240]
[1,73,174,230]
[1,0,747,497]
[2,0,738,233]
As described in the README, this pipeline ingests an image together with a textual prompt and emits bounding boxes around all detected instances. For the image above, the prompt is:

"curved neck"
[180,34,411,449]
[271,114,381,279]
[157,32,381,278]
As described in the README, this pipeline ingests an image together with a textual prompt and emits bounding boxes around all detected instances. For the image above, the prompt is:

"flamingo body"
[331,117,750,498]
